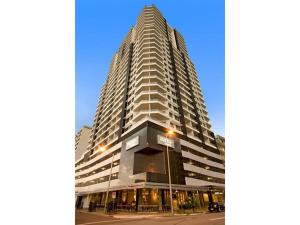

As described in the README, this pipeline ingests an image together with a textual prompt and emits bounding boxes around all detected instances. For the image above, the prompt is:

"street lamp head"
[167,130,174,136]
[99,146,106,152]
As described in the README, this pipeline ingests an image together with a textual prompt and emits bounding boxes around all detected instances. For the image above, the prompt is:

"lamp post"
[166,130,174,215]
[104,151,115,214]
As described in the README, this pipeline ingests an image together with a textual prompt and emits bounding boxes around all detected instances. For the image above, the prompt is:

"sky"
[76,0,224,136]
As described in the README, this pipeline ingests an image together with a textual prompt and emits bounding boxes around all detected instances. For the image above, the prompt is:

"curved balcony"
[132,51,163,62]
[134,70,164,82]
[133,99,168,112]
[135,83,166,96]
[135,41,163,53]
[132,109,169,123]
[134,90,167,103]
[135,75,165,88]
[136,64,164,76]
[135,57,163,68]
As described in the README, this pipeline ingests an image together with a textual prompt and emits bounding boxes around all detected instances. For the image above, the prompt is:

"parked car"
[208,202,225,212]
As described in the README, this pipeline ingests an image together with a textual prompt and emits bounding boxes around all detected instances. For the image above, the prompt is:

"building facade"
[75,5,224,212]
[215,135,225,164]
[75,126,92,162]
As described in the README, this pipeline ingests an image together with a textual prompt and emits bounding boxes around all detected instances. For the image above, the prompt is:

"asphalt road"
[75,211,225,225]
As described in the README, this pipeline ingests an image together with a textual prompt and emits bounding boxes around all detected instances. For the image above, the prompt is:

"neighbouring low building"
[75,126,92,162]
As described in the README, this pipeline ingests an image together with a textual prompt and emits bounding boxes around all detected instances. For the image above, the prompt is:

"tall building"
[75,5,224,211]
[215,135,225,164]
[75,126,92,162]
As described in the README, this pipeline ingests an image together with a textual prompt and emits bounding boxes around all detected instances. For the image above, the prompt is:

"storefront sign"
[157,135,175,148]
[126,136,139,150]
[126,183,144,189]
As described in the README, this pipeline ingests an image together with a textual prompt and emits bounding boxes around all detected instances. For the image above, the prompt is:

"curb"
[77,210,208,218]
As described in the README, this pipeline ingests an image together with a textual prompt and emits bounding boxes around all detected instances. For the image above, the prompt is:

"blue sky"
[76,0,224,136]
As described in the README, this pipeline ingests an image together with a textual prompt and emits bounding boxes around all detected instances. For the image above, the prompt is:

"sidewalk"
[76,209,208,219]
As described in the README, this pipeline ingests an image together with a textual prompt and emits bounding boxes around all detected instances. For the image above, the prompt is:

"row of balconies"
[135,62,164,75]
[141,8,166,25]
[133,99,168,111]
[142,22,166,35]
[135,75,165,89]
[102,68,127,104]
[135,30,163,45]
[95,124,120,148]
[129,71,161,93]
[132,109,169,123]
[135,41,163,54]
[135,24,164,40]
[95,111,120,138]
[132,51,163,65]
[98,98,120,126]
[134,47,164,63]
[135,56,164,69]
[95,104,122,138]
[136,15,166,34]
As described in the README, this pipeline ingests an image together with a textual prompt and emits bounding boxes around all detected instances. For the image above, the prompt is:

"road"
[76,211,225,225]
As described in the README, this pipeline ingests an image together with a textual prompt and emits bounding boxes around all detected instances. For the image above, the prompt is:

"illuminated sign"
[157,135,175,148]
[126,136,139,150]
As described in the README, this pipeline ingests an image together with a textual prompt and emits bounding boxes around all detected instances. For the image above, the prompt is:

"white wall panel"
[183,163,225,179]
[182,151,224,169]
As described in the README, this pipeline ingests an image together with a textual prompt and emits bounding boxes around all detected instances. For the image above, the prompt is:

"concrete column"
[207,191,213,203]
[83,195,90,209]
[159,189,163,212]
[199,192,205,208]
[135,189,140,212]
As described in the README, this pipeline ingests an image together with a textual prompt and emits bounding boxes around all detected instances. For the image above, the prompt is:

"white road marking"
[209,217,225,221]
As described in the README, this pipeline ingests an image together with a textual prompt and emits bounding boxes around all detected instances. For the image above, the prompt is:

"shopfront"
[77,187,225,212]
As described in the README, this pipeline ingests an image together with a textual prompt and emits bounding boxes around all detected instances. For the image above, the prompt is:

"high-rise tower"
[75,5,224,211]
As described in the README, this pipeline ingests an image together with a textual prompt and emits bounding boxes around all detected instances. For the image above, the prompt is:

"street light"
[98,146,106,153]
[166,129,174,215]
[167,130,174,136]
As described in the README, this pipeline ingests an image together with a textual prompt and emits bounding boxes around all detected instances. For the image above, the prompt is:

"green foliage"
[192,198,200,208]
[182,196,201,210]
